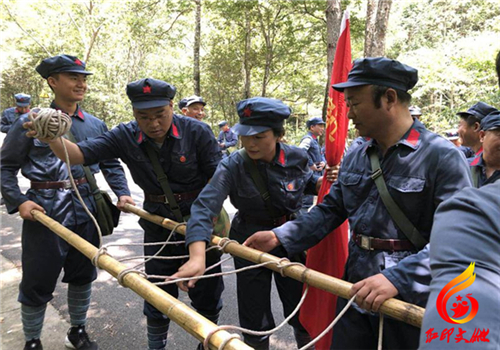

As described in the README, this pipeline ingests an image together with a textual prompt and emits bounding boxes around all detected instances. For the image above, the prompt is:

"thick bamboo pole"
[124,203,425,328]
[31,210,252,350]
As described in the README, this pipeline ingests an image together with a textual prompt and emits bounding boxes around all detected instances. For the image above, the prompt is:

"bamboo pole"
[124,203,425,328]
[31,210,252,350]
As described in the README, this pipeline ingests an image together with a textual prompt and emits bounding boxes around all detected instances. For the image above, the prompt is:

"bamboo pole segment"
[31,210,252,350]
[124,203,425,328]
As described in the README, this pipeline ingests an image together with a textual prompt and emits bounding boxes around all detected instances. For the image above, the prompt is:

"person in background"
[409,105,422,120]
[1,93,31,133]
[444,129,475,158]
[298,116,326,215]
[177,98,188,113]
[180,95,206,121]
[457,102,498,157]
[217,120,238,158]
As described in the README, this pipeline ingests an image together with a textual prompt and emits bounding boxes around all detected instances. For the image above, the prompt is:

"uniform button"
[360,224,367,231]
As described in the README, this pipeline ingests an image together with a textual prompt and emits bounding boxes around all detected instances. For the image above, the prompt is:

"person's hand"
[317,161,326,172]
[243,231,281,252]
[22,119,57,144]
[219,142,226,148]
[325,164,340,183]
[18,200,45,221]
[117,195,135,212]
[169,256,206,292]
[350,273,398,312]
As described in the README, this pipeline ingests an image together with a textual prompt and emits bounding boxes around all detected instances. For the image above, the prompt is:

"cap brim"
[186,101,206,107]
[332,81,370,92]
[232,123,271,136]
[16,102,30,107]
[447,137,459,141]
[132,99,170,110]
[58,69,93,76]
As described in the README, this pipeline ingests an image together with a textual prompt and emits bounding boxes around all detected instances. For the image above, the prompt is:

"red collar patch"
[143,85,152,94]
[470,155,481,166]
[278,148,286,166]
[77,108,85,120]
[476,147,483,156]
[136,131,144,143]
[171,123,179,137]
[406,129,420,146]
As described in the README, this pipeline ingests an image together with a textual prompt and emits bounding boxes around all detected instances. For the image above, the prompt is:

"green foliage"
[1,0,499,142]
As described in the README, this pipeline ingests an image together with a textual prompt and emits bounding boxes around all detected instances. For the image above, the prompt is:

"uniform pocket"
[338,171,362,186]
[387,176,425,193]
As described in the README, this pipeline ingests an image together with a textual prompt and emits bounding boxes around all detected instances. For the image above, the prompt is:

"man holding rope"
[1,54,132,350]
[24,78,225,350]
[244,57,472,349]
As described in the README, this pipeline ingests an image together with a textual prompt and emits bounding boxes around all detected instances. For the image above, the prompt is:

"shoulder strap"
[144,142,184,222]
[368,148,428,250]
[238,149,280,218]
[470,166,480,188]
[66,130,99,194]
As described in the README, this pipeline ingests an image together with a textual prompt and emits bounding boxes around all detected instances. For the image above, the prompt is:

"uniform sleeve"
[298,137,313,166]
[381,147,473,305]
[0,117,31,212]
[1,109,12,133]
[93,123,131,198]
[197,124,223,178]
[185,161,233,246]
[420,184,500,349]
[273,171,348,255]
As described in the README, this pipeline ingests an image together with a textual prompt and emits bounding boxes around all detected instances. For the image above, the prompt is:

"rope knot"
[29,108,72,140]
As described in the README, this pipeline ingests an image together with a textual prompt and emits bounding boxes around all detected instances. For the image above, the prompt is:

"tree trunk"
[364,0,392,57]
[193,0,201,95]
[322,0,342,120]
[243,12,252,99]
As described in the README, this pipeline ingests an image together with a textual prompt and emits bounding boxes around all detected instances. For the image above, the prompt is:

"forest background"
[1,0,499,144]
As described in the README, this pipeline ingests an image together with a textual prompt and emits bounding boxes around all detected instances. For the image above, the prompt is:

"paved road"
[0,133,297,350]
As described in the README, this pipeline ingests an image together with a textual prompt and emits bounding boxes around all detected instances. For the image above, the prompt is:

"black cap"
[444,129,459,140]
[306,116,326,128]
[126,78,176,110]
[218,120,228,128]
[457,102,498,121]
[178,98,188,110]
[233,97,290,136]
[332,57,418,92]
[480,111,500,131]
[36,54,93,79]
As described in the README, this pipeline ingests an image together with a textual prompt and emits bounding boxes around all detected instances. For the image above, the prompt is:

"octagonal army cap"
[126,78,176,110]
[36,54,93,79]
[457,102,498,121]
[233,97,291,136]
[480,111,500,131]
[333,57,418,92]
[14,93,31,107]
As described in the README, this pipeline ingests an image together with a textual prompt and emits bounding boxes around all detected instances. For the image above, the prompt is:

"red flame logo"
[436,262,479,324]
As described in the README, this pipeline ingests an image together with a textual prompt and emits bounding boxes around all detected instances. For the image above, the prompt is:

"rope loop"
[116,267,148,287]
[91,247,109,268]
[28,108,72,140]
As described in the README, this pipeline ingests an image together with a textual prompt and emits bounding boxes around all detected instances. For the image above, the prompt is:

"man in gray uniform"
[244,57,472,349]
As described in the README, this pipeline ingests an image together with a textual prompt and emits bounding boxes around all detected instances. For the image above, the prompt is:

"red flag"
[299,10,352,350]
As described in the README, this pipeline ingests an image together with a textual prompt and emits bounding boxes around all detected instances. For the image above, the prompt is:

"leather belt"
[352,233,415,251]
[144,189,202,204]
[241,213,294,227]
[30,177,88,190]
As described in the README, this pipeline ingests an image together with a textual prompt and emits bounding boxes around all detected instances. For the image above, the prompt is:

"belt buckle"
[63,179,72,189]
[163,196,169,205]
[360,235,373,250]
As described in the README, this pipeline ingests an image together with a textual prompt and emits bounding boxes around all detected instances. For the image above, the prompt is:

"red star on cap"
[143,85,152,94]
[243,107,252,117]
[74,59,83,66]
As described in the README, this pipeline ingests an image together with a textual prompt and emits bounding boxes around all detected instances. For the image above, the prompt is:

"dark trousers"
[330,297,421,350]
[142,227,224,320]
[234,246,308,349]
[19,220,98,306]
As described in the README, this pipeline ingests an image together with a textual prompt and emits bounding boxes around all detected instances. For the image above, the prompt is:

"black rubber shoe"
[65,325,98,350]
[24,338,43,350]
